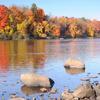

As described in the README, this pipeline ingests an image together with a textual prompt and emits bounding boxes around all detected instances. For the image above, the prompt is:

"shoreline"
[2,72,100,100]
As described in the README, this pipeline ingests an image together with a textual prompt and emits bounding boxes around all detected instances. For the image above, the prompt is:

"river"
[0,39,100,99]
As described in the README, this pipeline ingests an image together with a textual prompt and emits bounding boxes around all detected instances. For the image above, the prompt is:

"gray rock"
[94,84,100,96]
[64,58,85,69]
[89,95,96,100]
[73,83,96,99]
[96,96,100,100]
[20,73,54,87]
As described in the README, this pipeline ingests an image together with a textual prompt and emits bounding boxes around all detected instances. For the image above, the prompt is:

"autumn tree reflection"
[0,41,9,71]
[27,40,46,68]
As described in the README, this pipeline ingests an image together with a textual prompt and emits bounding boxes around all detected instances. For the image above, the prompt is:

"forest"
[0,3,100,40]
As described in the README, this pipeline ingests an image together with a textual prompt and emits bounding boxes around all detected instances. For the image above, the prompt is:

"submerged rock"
[80,77,90,81]
[89,74,98,78]
[20,73,54,88]
[64,58,85,69]
[10,96,25,100]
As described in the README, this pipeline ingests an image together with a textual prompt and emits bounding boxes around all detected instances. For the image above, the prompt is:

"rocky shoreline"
[62,82,100,100]
[9,81,100,100]
[8,72,100,100]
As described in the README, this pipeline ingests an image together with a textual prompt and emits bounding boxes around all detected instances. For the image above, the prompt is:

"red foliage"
[0,5,9,29]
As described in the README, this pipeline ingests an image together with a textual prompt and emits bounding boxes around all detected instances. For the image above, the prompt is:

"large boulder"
[73,83,96,99]
[20,73,54,88]
[64,58,85,69]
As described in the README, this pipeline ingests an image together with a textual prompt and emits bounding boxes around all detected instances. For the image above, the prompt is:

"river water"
[0,39,100,99]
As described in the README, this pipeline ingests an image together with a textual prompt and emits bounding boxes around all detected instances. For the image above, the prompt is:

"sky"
[0,0,100,20]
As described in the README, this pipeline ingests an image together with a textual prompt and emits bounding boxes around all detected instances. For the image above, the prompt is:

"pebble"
[50,88,57,94]
[40,88,48,92]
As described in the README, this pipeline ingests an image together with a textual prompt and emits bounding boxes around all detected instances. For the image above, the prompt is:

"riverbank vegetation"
[0,3,100,40]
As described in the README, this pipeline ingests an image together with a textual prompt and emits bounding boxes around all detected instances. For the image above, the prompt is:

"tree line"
[0,3,100,40]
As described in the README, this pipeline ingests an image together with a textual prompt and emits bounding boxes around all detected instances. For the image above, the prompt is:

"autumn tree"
[87,22,95,37]
[37,8,45,22]
[31,3,38,22]
[9,6,26,23]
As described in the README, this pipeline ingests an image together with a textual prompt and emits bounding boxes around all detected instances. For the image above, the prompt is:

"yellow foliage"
[87,25,95,37]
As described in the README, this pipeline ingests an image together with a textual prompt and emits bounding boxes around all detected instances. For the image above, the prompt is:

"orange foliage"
[24,9,33,17]
[52,27,60,37]
[9,6,25,23]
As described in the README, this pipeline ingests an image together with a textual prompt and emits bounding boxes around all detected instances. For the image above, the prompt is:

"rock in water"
[20,73,54,87]
[64,58,85,69]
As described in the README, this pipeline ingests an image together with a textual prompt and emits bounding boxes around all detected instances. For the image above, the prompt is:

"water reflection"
[66,39,99,60]
[0,39,100,71]
[0,41,9,71]
[0,40,46,71]
[65,68,85,75]
[21,85,51,95]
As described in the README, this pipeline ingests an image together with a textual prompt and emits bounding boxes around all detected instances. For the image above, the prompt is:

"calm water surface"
[0,39,100,99]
